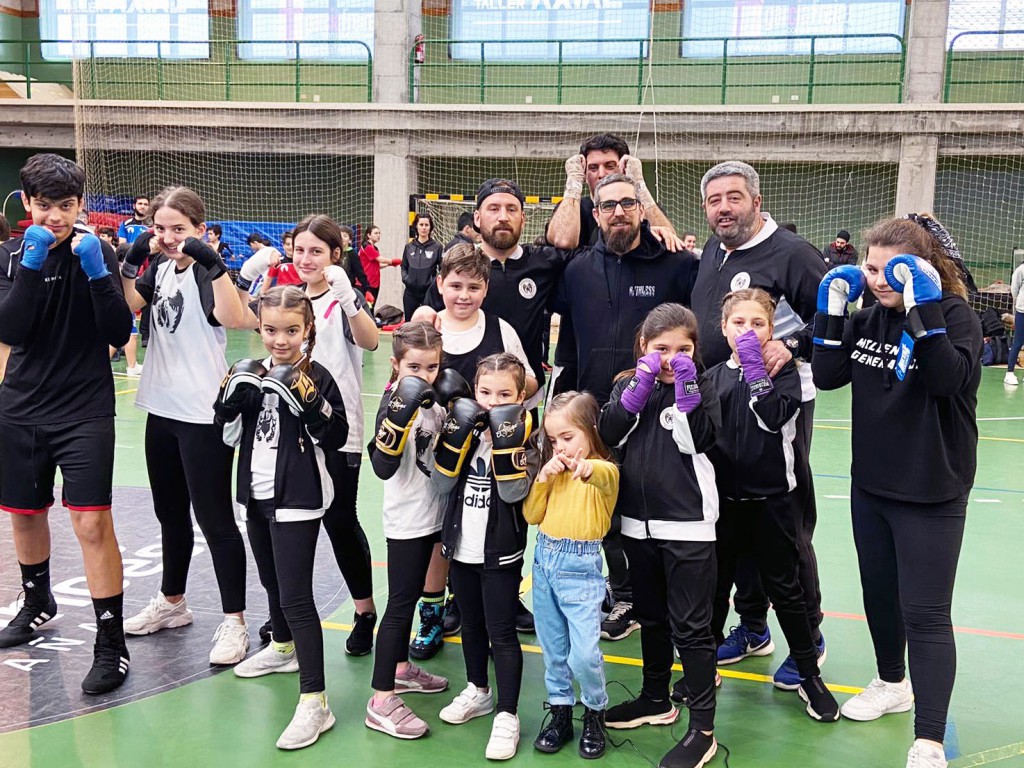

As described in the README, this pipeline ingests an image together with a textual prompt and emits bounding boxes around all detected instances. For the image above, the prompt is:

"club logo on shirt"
[659,407,675,431]
[628,285,656,298]
[256,400,277,442]
[519,278,537,299]
[730,272,751,291]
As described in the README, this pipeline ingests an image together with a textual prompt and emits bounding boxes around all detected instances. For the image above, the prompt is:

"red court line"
[823,610,1024,641]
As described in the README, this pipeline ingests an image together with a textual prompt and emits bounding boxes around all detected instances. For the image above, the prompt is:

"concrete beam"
[904,0,950,104]
[373,134,417,310]
[895,134,939,215]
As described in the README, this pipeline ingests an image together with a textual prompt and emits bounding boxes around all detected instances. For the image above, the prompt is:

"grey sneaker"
[234,643,299,678]
[365,695,429,739]
[395,662,449,694]
[276,696,335,750]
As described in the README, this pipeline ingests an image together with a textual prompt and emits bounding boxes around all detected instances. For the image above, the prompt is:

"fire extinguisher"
[414,34,425,65]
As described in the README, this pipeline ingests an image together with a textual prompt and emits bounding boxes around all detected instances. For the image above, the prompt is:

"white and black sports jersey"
[135,257,227,424]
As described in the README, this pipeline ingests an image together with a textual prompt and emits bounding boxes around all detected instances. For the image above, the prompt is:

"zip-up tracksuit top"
[599,376,721,542]
[225,360,349,521]
[435,433,541,569]
[812,295,982,504]
[401,237,442,295]
[552,224,698,404]
[704,359,803,500]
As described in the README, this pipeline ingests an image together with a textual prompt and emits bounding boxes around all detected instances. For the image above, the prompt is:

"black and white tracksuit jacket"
[599,376,721,542]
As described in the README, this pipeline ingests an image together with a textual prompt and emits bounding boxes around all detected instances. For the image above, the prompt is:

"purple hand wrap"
[619,351,661,414]
[669,353,701,414]
[735,331,774,397]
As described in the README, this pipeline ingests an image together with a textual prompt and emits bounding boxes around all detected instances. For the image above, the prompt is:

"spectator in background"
[822,229,858,268]
[281,230,294,261]
[247,232,270,253]
[207,225,233,262]
[444,211,480,254]
[358,224,397,305]
[340,225,370,293]
[401,213,442,321]
[117,195,151,244]
[1005,257,1024,386]
[97,226,119,250]
[682,231,699,255]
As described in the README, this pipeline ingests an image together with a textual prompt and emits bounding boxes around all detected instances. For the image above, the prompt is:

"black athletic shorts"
[0,419,115,514]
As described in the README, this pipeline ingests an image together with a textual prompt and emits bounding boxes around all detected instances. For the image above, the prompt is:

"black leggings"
[604,513,631,603]
[145,415,246,613]
[403,290,426,323]
[623,536,717,733]
[322,452,374,602]
[246,499,324,694]
[449,560,523,715]
[851,486,966,743]
[713,495,818,678]
[733,400,823,633]
[371,534,439,691]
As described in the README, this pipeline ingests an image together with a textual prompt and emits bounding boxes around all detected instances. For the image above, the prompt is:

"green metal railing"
[943,30,1024,102]
[408,35,906,105]
[0,39,372,102]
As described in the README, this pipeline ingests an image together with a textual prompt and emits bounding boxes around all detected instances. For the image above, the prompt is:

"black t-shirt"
[0,229,131,424]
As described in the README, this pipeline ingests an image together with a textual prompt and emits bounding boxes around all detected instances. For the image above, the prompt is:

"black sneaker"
[660,728,717,768]
[515,599,535,634]
[600,579,614,614]
[600,601,639,641]
[0,593,58,648]
[534,703,574,753]
[258,617,273,645]
[671,672,722,706]
[798,675,840,722]
[579,707,606,759]
[346,611,377,657]
[81,636,130,695]
[605,693,678,729]
[441,594,461,637]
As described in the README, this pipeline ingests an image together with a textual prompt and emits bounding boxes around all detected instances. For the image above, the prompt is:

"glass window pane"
[237,0,374,60]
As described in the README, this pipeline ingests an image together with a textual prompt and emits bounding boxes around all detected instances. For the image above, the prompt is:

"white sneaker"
[1004,371,1019,386]
[126,364,143,376]
[439,682,495,724]
[841,677,914,721]
[124,593,193,635]
[209,617,250,665]
[906,740,947,768]
[276,695,335,750]
[485,712,520,761]
[234,643,299,678]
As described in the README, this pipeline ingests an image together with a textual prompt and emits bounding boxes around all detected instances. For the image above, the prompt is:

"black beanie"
[836,229,851,242]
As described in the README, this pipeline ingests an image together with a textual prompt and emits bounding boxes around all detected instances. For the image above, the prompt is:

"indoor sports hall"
[1,2,1023,767]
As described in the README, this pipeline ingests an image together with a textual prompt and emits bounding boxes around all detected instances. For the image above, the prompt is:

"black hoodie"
[812,295,982,504]
[552,223,698,404]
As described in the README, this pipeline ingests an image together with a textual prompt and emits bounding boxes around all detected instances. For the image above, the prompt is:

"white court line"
[824,494,850,499]
[816,417,1024,422]
[973,499,1002,504]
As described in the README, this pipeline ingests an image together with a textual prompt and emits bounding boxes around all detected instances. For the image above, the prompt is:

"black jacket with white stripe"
[598,375,721,542]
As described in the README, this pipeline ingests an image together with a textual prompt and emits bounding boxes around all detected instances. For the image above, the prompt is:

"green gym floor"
[1,330,1022,768]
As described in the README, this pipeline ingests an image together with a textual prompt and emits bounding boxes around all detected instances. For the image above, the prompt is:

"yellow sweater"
[523,460,620,542]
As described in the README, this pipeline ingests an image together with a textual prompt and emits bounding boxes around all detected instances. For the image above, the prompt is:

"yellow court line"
[816,423,1024,444]
[320,621,863,696]
[949,740,1024,767]
[520,573,532,595]
[115,387,138,396]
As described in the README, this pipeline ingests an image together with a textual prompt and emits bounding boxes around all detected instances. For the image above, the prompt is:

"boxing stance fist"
[433,369,472,409]
[121,231,155,279]
[884,254,942,311]
[181,236,227,279]
[237,247,279,291]
[214,359,266,425]
[813,265,865,347]
[263,364,333,426]
[670,353,702,414]
[21,225,56,271]
[489,404,533,482]
[71,233,109,281]
[619,351,661,414]
[376,376,437,457]
[434,398,488,479]
[734,331,773,397]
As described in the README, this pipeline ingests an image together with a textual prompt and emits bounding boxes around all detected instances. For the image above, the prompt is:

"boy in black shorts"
[0,153,134,694]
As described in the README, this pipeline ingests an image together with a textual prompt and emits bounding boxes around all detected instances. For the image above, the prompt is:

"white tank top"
[135,261,228,424]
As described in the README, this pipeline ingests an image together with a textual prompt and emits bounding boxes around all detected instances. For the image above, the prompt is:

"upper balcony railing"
[408,34,907,106]
[944,30,1024,103]
[0,39,373,102]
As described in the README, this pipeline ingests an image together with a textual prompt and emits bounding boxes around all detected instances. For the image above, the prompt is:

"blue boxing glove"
[813,265,865,347]
[21,225,56,271]
[884,254,941,311]
[816,265,865,316]
[72,233,110,281]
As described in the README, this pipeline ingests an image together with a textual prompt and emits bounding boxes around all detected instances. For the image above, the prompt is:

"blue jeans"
[532,532,608,710]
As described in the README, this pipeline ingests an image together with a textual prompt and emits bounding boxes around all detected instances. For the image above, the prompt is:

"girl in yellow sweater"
[524,391,619,759]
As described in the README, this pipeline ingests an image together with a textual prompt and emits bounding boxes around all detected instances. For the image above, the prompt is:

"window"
[451,0,651,61]
[40,0,209,60]
[237,0,374,61]
[947,0,1024,50]
[681,0,905,58]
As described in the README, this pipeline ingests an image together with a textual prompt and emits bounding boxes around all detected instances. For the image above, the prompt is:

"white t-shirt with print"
[454,441,492,565]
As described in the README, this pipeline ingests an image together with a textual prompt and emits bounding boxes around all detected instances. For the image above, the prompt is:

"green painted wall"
[0,148,77,223]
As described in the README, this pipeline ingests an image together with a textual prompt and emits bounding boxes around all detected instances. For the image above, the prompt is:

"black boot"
[579,707,606,759]
[534,704,574,753]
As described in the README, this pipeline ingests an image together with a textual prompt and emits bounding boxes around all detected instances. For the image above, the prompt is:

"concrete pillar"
[374,134,418,310]
[894,134,939,216]
[373,0,420,104]
[904,0,949,104]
